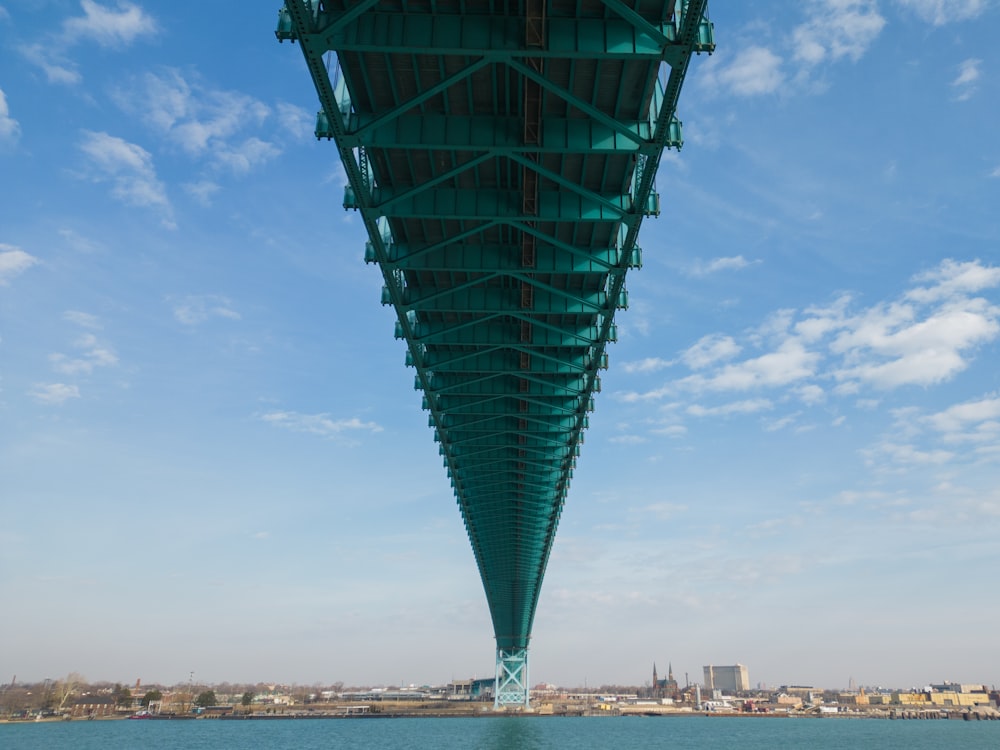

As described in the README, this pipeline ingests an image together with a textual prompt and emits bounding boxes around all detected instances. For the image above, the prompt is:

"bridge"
[276,0,713,709]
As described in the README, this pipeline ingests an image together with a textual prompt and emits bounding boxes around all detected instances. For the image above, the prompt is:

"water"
[2,715,999,750]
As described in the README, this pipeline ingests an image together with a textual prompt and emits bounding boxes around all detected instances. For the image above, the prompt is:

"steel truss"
[495,647,530,709]
[278,0,712,709]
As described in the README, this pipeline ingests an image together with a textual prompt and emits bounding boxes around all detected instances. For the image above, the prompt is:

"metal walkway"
[277,0,713,708]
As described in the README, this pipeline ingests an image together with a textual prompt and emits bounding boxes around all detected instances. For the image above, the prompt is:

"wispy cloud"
[78,130,173,225]
[172,294,241,325]
[260,411,383,438]
[924,395,1000,445]
[704,1,885,99]
[64,310,102,329]
[214,137,281,175]
[609,434,646,445]
[29,383,81,405]
[183,180,221,207]
[21,2,157,84]
[616,258,1000,407]
[704,45,784,97]
[951,58,982,101]
[680,334,741,370]
[621,357,674,374]
[0,87,19,143]
[687,398,773,417]
[62,1,157,47]
[681,339,820,392]
[49,332,118,375]
[792,0,886,67]
[831,261,1000,389]
[19,43,81,85]
[763,412,802,432]
[895,0,987,25]
[641,502,688,520]
[113,69,279,174]
[863,440,955,467]
[276,102,313,140]
[689,255,758,276]
[0,244,38,285]
[58,229,104,254]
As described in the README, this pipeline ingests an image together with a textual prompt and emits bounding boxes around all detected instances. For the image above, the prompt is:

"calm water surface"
[3,715,999,750]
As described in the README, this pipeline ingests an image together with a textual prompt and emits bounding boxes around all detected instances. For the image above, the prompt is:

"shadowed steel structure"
[276,0,712,708]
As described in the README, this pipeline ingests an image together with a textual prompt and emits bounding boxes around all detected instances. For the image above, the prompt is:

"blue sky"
[1,0,998,692]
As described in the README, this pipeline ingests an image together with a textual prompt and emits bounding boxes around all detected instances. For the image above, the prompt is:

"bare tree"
[53,673,85,712]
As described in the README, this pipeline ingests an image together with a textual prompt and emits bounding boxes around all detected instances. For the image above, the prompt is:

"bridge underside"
[278,0,711,709]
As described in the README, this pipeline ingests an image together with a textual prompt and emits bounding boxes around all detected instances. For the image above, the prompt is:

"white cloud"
[609,434,646,445]
[708,46,784,97]
[276,102,314,140]
[642,502,688,520]
[21,2,156,84]
[62,0,157,47]
[951,58,982,100]
[621,357,674,374]
[683,338,820,391]
[64,310,102,329]
[953,58,981,87]
[19,43,82,85]
[50,332,118,375]
[831,271,1000,388]
[795,295,852,342]
[906,258,1000,303]
[59,229,104,253]
[793,0,886,67]
[184,180,221,207]
[0,245,38,285]
[29,383,81,405]
[78,131,172,221]
[261,411,383,437]
[764,412,801,432]
[925,396,1000,444]
[895,0,987,25]
[214,137,281,175]
[687,398,773,417]
[690,255,757,276]
[649,424,687,438]
[617,259,1000,417]
[173,294,241,325]
[864,441,955,466]
[795,384,826,405]
[0,87,19,142]
[681,334,741,370]
[114,69,277,173]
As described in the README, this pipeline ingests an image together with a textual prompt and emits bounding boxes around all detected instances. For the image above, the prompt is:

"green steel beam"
[348,115,652,154]
[315,14,671,59]
[367,187,636,222]
[385,240,624,273]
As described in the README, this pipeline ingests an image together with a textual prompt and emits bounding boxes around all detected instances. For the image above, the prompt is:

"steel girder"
[278,0,712,706]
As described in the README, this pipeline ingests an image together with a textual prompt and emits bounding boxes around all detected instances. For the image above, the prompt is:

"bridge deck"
[278,0,712,706]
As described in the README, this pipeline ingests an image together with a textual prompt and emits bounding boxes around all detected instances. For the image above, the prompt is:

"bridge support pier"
[494,647,530,709]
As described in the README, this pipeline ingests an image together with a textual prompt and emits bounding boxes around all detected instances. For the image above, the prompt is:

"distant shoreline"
[5,708,998,724]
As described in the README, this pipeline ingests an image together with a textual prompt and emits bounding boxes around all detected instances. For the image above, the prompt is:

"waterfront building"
[651,663,680,700]
[703,664,749,693]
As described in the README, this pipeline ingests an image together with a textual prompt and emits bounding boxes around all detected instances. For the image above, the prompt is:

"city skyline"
[2,1,999,689]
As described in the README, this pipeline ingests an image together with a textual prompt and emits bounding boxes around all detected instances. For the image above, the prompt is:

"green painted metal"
[278,0,712,707]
